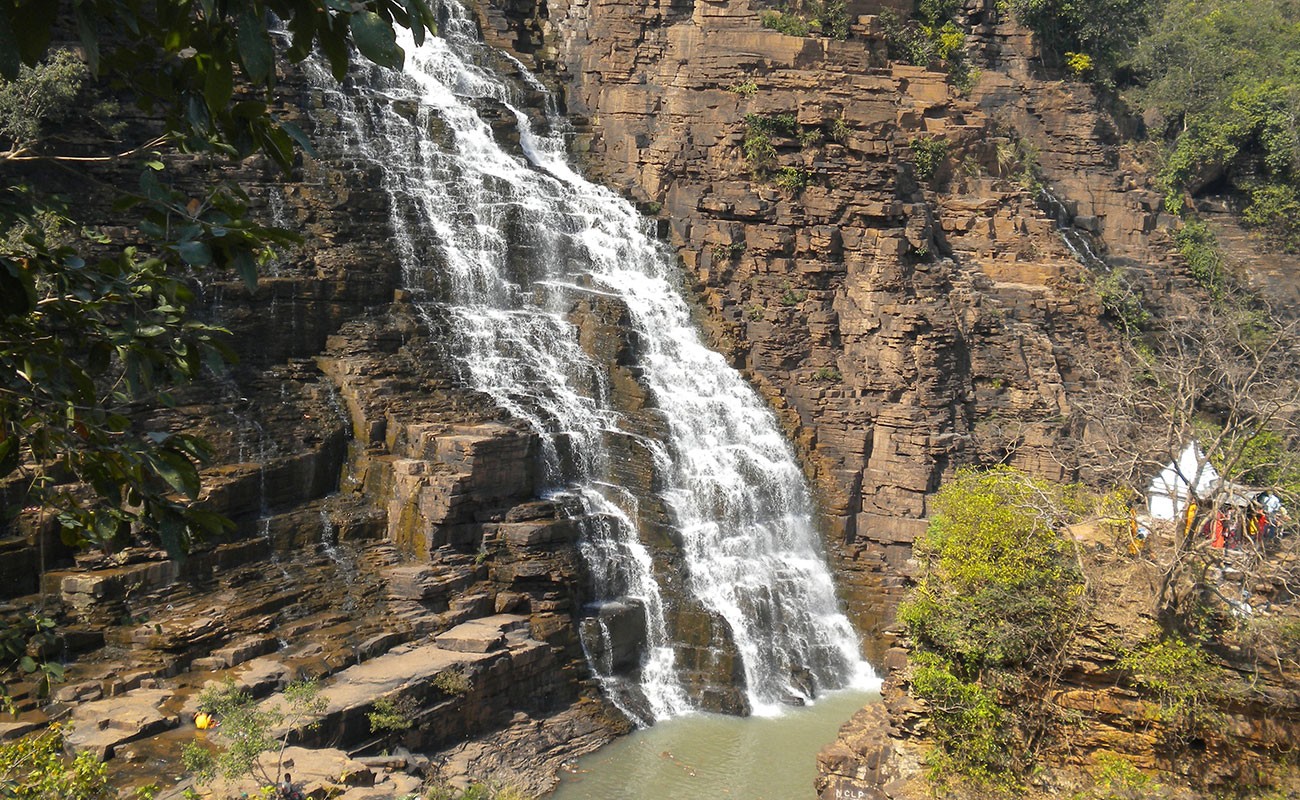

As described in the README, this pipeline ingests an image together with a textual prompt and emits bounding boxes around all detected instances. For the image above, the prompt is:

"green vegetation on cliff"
[0,2,435,560]
[899,468,1089,789]
[1006,0,1300,248]
[899,460,1299,796]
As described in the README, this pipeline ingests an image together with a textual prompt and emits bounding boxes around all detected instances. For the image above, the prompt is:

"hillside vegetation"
[1014,0,1300,250]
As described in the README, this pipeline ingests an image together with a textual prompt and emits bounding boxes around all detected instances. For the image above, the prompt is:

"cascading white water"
[307,0,872,721]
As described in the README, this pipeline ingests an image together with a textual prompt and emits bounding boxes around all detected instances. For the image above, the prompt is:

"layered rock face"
[475,0,1183,657]
[0,63,630,793]
[816,545,1300,800]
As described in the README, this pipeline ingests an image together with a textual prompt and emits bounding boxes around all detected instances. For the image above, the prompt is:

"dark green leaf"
[10,1,56,67]
[18,656,36,674]
[317,22,351,80]
[0,259,35,316]
[74,1,100,74]
[0,436,17,478]
[285,8,318,62]
[177,240,213,266]
[278,120,317,158]
[232,248,258,290]
[405,0,437,42]
[351,11,404,70]
[203,54,234,111]
[237,10,274,84]
[153,451,200,499]
[0,7,18,79]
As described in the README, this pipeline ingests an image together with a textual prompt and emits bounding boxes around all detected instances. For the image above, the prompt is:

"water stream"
[308,0,872,722]
[553,688,881,800]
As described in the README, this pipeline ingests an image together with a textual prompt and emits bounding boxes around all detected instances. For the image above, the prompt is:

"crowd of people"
[1195,491,1288,549]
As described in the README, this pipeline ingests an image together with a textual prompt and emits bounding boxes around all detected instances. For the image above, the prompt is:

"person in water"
[194,711,217,730]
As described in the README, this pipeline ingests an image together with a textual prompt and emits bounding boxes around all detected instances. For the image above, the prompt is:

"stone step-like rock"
[65,688,178,759]
[434,614,529,653]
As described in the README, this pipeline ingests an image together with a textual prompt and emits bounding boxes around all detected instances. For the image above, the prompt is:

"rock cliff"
[1,0,1282,795]
[0,59,631,795]
[475,0,1183,657]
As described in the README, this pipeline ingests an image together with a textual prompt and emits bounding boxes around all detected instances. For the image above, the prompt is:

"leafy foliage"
[0,611,63,705]
[432,669,471,696]
[0,2,436,557]
[1173,218,1226,298]
[0,724,116,800]
[878,0,975,89]
[367,696,415,734]
[0,50,89,150]
[773,166,809,191]
[899,467,1088,676]
[1004,0,1155,78]
[182,678,325,790]
[1129,0,1300,248]
[899,468,1093,788]
[1089,751,1163,800]
[909,651,1018,791]
[910,136,951,181]
[1116,637,1229,737]
[1094,269,1152,335]
[758,0,849,39]
[426,783,534,800]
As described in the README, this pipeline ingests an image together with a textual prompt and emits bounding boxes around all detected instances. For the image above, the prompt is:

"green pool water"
[550,688,881,800]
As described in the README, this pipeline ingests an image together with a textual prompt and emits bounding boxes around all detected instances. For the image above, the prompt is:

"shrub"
[1091,751,1161,800]
[911,136,951,181]
[368,696,415,733]
[1173,218,1225,297]
[898,467,1088,675]
[1243,182,1300,251]
[1116,637,1228,736]
[814,366,842,381]
[778,283,807,305]
[759,1,849,39]
[726,80,759,97]
[826,116,850,143]
[181,678,325,790]
[0,49,88,150]
[0,724,115,800]
[711,241,747,260]
[817,0,850,40]
[909,652,1018,791]
[760,10,811,36]
[1065,51,1093,78]
[1094,269,1152,335]
[433,669,471,695]
[774,166,809,191]
[741,113,804,178]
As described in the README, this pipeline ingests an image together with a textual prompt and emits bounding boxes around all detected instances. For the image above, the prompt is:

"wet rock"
[65,689,178,760]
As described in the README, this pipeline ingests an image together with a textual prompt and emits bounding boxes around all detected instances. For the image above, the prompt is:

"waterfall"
[306,0,872,722]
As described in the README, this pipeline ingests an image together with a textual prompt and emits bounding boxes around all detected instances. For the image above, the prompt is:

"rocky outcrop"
[0,59,626,795]
[475,0,1172,658]
[816,543,1300,799]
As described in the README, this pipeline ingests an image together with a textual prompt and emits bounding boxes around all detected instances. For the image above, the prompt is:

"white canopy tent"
[1147,442,1220,520]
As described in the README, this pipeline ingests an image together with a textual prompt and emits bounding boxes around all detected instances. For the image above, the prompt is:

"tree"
[0,2,437,558]
[181,678,324,791]
[1004,0,1154,77]
[0,723,125,800]
[897,467,1092,789]
[1072,286,1300,632]
[1128,0,1300,248]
